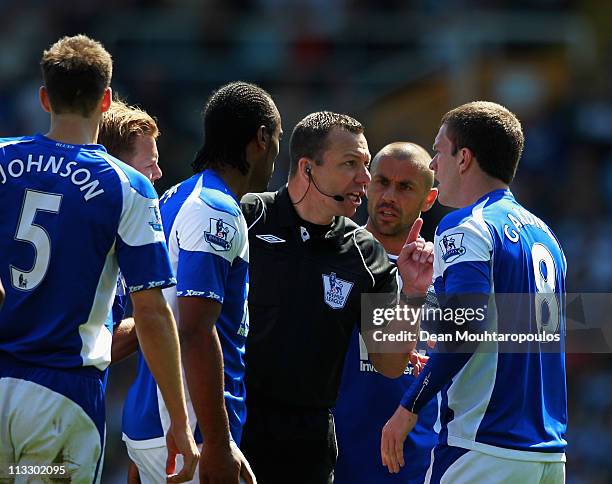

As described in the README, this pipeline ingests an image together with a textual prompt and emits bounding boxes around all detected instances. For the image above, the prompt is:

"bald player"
[333,142,439,484]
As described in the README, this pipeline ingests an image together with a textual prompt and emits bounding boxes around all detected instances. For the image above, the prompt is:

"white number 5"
[11,189,62,291]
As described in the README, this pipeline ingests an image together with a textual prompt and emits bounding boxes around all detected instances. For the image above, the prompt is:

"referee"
[240,112,434,484]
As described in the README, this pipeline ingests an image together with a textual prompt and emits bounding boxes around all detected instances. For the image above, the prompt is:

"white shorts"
[425,445,565,484]
[126,443,248,484]
[0,376,104,484]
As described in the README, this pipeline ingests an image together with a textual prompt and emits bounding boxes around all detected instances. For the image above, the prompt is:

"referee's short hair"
[191,81,278,175]
[289,111,363,179]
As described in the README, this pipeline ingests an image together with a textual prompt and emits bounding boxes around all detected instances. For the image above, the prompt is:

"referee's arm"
[368,218,434,378]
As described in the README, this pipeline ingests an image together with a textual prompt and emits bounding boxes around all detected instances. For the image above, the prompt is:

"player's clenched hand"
[232,440,257,484]
[381,405,418,474]
[166,420,199,483]
[397,218,434,297]
[409,350,429,378]
[200,441,242,483]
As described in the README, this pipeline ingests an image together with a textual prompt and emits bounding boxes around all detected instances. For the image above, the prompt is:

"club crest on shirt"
[204,218,237,251]
[322,272,353,309]
[148,205,163,231]
[439,232,466,263]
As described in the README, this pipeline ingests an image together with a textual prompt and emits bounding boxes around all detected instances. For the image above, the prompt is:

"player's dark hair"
[40,35,113,117]
[441,101,524,184]
[191,82,278,175]
[288,111,364,178]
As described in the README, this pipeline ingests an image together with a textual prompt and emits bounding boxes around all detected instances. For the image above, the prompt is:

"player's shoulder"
[346,223,391,268]
[98,151,158,200]
[436,191,508,241]
[0,135,34,149]
[196,171,241,218]
[240,190,276,226]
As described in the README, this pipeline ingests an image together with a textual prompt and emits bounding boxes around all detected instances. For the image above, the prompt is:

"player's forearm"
[111,317,138,364]
[134,302,189,423]
[180,323,231,447]
[400,352,471,413]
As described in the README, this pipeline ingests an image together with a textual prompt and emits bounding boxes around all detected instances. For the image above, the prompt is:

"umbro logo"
[256,234,286,244]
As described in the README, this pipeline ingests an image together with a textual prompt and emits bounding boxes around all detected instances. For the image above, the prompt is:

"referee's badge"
[204,217,237,251]
[322,272,353,309]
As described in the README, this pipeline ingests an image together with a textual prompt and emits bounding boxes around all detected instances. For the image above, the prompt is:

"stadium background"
[1,0,610,482]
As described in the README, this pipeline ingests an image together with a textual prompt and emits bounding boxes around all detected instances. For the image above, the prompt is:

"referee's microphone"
[306,166,345,202]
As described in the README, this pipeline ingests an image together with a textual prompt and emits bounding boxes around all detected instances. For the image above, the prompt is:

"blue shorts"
[0,353,106,483]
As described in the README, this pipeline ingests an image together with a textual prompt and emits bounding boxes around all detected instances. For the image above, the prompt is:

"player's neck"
[365,219,403,256]
[460,174,508,207]
[214,167,248,200]
[46,114,101,145]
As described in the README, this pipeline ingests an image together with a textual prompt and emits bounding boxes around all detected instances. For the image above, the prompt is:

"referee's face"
[316,128,371,218]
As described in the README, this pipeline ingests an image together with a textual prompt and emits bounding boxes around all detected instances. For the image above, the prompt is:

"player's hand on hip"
[165,420,199,483]
[397,218,434,297]
[381,405,418,474]
[200,440,242,483]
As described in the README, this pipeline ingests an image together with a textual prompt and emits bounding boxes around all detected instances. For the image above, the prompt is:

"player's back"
[123,169,249,449]
[434,189,567,461]
[0,134,153,371]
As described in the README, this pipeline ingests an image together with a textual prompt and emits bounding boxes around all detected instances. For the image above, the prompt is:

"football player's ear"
[39,87,52,113]
[458,147,474,174]
[421,188,438,212]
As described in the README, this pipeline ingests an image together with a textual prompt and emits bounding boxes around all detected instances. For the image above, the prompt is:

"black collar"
[276,185,346,246]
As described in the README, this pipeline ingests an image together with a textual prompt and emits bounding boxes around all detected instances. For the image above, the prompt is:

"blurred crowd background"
[1,0,610,482]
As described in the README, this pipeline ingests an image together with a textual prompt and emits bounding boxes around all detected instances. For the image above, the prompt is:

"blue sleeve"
[117,237,176,293]
[176,249,230,303]
[401,352,471,413]
[441,260,491,294]
[402,261,492,413]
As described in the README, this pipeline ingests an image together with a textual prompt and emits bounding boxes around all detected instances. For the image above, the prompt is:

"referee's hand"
[381,405,418,474]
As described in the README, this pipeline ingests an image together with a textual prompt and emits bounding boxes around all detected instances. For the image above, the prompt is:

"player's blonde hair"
[41,35,113,117]
[99,99,159,159]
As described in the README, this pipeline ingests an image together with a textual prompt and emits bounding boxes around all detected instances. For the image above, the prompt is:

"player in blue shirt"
[98,98,164,363]
[122,82,282,484]
[381,102,567,483]
[334,142,439,484]
[0,35,197,483]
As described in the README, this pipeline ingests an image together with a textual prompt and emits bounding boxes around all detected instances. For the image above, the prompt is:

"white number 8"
[11,189,62,291]
[531,243,560,335]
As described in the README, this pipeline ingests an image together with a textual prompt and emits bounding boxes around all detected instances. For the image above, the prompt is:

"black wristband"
[399,292,426,307]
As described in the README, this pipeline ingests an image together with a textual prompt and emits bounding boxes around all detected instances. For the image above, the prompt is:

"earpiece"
[305,165,312,175]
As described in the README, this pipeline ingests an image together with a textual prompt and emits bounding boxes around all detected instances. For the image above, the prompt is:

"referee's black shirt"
[241,186,398,410]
